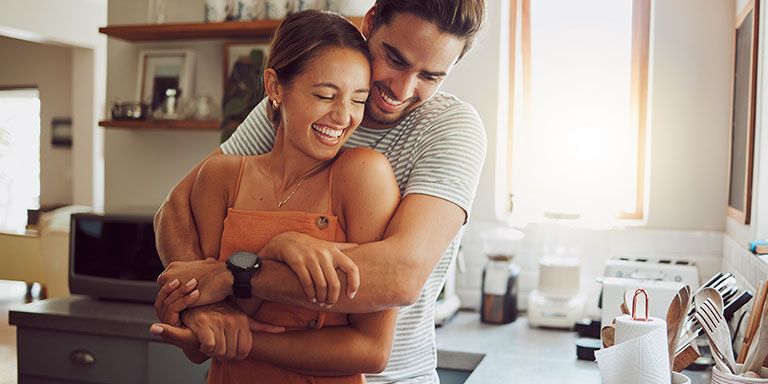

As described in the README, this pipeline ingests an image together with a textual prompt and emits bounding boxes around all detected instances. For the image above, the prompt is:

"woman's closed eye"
[314,93,334,101]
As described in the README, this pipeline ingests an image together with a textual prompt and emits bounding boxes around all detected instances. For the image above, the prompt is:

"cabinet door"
[17,328,145,383]
[147,341,210,384]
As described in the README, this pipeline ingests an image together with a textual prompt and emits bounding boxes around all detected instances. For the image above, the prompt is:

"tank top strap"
[326,160,336,213]
[231,156,248,206]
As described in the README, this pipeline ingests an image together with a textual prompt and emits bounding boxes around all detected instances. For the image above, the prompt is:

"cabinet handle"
[70,349,96,365]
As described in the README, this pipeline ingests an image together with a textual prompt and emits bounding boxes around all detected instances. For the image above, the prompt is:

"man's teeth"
[379,89,404,106]
[312,124,343,138]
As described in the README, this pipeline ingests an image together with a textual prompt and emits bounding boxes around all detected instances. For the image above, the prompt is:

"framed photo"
[727,0,760,224]
[223,42,269,85]
[220,42,269,142]
[136,49,195,113]
[51,117,72,148]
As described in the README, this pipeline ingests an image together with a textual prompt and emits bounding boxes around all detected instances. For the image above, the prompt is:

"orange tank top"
[207,156,364,384]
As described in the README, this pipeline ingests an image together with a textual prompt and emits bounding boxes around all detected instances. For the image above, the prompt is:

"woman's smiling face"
[276,46,371,160]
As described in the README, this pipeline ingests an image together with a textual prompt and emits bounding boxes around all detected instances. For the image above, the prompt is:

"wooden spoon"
[742,290,768,374]
[667,286,691,370]
[601,324,615,348]
[666,292,683,369]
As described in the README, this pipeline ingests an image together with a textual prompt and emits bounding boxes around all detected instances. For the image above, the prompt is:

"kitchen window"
[0,87,41,233]
[507,0,650,223]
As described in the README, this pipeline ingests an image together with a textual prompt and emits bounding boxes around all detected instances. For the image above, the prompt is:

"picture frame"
[223,42,270,86]
[727,0,760,224]
[51,117,72,148]
[220,42,270,142]
[136,49,195,113]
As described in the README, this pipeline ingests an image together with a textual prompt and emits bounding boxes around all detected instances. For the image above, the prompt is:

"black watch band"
[226,252,260,299]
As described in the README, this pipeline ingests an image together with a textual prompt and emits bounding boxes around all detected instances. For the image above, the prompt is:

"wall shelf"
[99,18,363,42]
[99,119,220,131]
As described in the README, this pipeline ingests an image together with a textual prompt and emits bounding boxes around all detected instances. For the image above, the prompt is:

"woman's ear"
[361,5,376,39]
[263,68,281,103]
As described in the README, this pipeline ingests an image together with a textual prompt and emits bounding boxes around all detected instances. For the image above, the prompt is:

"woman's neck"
[269,134,330,192]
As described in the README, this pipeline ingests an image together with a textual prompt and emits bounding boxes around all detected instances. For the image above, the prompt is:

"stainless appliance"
[68,213,162,303]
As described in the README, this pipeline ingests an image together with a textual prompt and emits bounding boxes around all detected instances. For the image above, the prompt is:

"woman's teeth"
[312,124,343,139]
[379,89,404,106]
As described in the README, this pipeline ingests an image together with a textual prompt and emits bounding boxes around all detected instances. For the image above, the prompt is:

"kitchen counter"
[436,311,712,383]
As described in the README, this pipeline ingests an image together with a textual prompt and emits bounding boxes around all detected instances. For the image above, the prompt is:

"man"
[153,1,487,382]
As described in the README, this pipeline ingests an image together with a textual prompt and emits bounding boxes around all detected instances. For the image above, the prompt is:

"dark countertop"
[9,297,713,383]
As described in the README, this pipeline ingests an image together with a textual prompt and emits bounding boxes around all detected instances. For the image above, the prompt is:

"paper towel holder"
[631,288,650,321]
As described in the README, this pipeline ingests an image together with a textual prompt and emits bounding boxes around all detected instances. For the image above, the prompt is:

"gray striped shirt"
[221,92,487,383]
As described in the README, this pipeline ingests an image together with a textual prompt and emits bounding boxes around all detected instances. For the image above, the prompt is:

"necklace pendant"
[277,201,285,208]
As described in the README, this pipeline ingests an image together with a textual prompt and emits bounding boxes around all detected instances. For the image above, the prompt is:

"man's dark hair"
[372,0,486,60]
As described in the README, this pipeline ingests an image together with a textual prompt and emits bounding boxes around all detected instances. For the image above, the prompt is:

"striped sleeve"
[403,103,487,223]
[219,97,276,155]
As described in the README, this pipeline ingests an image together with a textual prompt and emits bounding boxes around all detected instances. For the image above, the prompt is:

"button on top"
[316,216,329,229]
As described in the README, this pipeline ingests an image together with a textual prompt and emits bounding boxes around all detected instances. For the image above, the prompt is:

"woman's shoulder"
[333,147,393,180]
[332,148,398,198]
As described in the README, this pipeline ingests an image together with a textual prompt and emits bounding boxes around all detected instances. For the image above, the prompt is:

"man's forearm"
[155,200,204,266]
[253,240,422,313]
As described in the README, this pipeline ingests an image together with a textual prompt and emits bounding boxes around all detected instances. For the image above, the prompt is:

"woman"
[165,10,400,384]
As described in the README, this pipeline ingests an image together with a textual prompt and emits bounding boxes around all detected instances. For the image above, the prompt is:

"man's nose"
[389,73,418,101]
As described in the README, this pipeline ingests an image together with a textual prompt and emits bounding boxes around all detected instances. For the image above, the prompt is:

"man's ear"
[361,5,376,39]
[263,68,281,103]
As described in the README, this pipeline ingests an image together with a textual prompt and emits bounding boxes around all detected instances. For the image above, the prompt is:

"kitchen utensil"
[601,324,615,348]
[667,286,690,371]
[695,297,737,374]
[742,290,768,374]
[667,290,683,369]
[673,341,700,372]
[739,280,768,364]
[675,290,753,357]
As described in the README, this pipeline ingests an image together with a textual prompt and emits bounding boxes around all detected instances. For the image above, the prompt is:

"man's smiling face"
[362,11,466,129]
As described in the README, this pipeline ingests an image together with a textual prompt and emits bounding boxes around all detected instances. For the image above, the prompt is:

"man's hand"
[156,258,232,308]
[259,231,360,306]
[181,302,285,361]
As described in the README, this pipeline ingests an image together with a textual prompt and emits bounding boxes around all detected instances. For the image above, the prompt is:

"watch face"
[229,251,259,268]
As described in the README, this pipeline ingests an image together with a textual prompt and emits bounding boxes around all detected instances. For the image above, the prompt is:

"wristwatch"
[226,251,261,299]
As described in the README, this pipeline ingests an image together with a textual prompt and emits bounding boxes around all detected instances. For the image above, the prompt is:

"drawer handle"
[70,349,96,365]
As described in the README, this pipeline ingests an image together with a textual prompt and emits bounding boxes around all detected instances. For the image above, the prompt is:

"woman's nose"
[330,101,351,127]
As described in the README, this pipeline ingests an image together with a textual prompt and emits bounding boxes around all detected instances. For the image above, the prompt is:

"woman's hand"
[260,231,360,307]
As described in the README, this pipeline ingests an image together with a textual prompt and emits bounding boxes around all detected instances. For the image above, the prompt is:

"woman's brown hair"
[265,10,370,126]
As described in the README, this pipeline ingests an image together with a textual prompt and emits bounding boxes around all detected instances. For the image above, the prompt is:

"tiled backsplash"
[457,220,727,316]
[722,233,768,294]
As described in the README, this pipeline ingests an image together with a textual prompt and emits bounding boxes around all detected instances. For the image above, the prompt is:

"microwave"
[68,212,163,303]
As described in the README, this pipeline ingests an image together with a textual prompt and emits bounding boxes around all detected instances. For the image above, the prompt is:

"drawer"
[17,328,146,384]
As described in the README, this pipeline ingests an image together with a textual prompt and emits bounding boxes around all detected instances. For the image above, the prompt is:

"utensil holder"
[712,364,768,383]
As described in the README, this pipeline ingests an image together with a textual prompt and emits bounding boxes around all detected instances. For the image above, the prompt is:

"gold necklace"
[268,156,327,209]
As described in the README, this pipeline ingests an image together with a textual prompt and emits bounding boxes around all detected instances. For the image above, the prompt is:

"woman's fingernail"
[186,278,197,288]
[149,324,164,334]
[349,290,357,299]
[169,279,180,288]
[190,289,200,297]
[311,298,317,303]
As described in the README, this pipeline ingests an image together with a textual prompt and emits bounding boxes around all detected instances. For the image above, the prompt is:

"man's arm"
[154,148,222,265]
[254,193,465,313]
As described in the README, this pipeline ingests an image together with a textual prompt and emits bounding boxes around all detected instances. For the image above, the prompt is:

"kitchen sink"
[436,350,484,384]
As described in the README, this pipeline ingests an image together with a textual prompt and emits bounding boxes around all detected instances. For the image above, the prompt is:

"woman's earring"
[271,99,279,111]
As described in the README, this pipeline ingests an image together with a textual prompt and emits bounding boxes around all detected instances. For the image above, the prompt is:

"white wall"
[0,0,107,210]
[104,0,223,212]
[0,37,73,206]
[723,0,768,290]
[451,0,737,310]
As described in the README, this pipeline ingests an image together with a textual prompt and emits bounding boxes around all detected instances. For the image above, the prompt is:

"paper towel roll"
[615,314,666,345]
[595,315,670,384]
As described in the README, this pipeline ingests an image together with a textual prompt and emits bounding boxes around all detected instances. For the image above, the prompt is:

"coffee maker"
[480,227,524,324]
